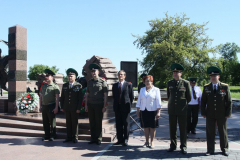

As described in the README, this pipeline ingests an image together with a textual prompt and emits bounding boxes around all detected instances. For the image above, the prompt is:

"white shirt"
[136,86,161,111]
[212,83,218,90]
[118,80,125,90]
[69,82,74,88]
[188,85,202,105]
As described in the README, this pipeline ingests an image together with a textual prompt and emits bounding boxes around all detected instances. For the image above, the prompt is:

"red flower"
[25,103,27,105]
[30,98,32,99]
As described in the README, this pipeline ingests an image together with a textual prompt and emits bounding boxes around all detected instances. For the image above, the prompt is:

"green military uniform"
[167,63,192,151]
[60,68,83,142]
[40,69,60,139]
[201,66,232,154]
[87,63,108,142]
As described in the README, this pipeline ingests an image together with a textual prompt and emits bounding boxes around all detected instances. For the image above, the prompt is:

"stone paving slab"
[98,144,240,160]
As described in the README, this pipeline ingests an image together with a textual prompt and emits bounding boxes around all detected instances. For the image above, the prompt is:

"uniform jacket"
[167,78,192,115]
[60,81,83,111]
[201,82,232,118]
[87,77,108,104]
[112,81,134,113]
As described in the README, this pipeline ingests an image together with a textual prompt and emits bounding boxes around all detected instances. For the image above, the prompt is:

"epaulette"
[99,77,106,82]
[220,82,229,86]
[204,83,211,86]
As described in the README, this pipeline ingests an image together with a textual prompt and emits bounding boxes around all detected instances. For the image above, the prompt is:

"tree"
[133,13,216,88]
[218,42,240,85]
[28,64,59,80]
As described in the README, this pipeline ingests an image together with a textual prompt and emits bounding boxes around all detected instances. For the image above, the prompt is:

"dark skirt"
[141,109,159,128]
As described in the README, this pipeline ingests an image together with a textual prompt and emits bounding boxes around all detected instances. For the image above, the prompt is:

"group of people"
[39,62,232,157]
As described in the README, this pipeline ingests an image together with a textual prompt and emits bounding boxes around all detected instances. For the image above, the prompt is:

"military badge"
[219,90,226,95]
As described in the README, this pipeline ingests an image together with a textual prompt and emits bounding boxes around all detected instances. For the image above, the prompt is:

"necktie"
[70,83,72,89]
[118,82,122,103]
[214,84,216,94]
[192,87,196,100]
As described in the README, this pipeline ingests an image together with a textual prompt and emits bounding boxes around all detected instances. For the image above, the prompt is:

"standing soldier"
[167,63,191,154]
[61,68,83,143]
[85,63,108,145]
[201,66,232,156]
[39,69,60,141]
[187,77,202,135]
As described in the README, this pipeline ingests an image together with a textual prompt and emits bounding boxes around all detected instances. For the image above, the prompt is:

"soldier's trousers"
[206,117,228,153]
[187,104,199,132]
[88,103,103,141]
[42,105,56,138]
[169,114,187,150]
[65,111,79,140]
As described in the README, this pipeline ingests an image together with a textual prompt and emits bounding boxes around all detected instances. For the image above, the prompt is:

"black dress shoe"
[113,141,123,145]
[88,141,96,144]
[97,140,101,145]
[167,147,176,152]
[73,139,78,143]
[63,139,72,143]
[191,131,196,134]
[42,137,50,141]
[181,149,187,154]
[205,152,214,156]
[222,151,229,156]
[122,142,128,146]
[49,137,54,141]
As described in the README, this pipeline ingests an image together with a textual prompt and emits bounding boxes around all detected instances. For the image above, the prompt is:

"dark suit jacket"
[112,81,134,113]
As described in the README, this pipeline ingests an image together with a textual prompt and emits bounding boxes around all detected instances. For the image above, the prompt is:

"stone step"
[0,118,91,134]
[0,126,113,142]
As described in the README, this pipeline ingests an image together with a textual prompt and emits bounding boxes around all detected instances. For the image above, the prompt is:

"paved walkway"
[0,102,240,160]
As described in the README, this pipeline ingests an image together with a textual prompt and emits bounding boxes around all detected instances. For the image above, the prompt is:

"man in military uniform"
[85,63,108,145]
[60,68,83,143]
[39,69,60,141]
[187,77,202,135]
[201,66,232,156]
[167,63,191,154]
[138,73,147,93]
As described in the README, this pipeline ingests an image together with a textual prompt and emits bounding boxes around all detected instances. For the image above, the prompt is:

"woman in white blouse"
[136,75,161,148]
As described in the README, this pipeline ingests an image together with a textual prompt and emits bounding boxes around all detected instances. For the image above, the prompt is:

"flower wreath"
[16,92,39,114]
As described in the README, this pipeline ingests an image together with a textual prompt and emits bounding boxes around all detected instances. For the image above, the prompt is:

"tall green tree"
[28,64,59,80]
[133,13,216,88]
[218,42,240,85]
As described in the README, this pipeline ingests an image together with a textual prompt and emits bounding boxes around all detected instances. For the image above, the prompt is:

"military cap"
[44,69,55,76]
[171,63,184,72]
[189,77,197,83]
[140,73,147,78]
[207,66,222,76]
[88,63,101,71]
[66,68,78,77]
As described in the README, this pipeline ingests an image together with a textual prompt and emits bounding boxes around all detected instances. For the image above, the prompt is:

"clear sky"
[0,0,239,77]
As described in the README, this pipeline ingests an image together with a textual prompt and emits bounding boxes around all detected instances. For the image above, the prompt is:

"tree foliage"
[133,13,216,88]
[28,64,59,80]
[218,42,240,85]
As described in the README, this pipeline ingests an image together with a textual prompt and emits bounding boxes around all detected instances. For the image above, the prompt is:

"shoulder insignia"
[204,83,211,86]
[220,82,229,86]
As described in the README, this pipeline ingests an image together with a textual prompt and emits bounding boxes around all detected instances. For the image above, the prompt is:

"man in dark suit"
[112,70,134,146]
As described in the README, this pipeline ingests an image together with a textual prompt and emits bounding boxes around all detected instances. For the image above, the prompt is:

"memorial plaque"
[120,61,138,87]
